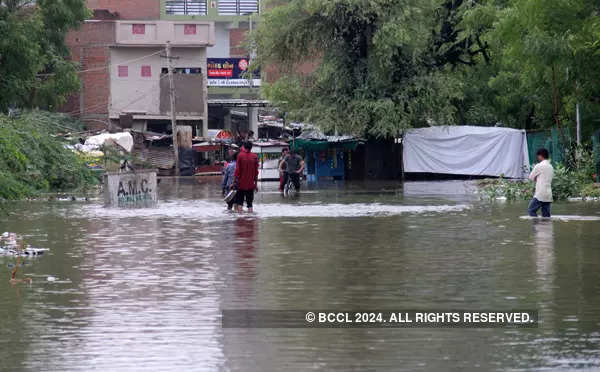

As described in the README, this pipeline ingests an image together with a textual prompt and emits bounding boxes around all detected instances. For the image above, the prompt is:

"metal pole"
[576,102,581,145]
[575,79,581,145]
[166,42,180,176]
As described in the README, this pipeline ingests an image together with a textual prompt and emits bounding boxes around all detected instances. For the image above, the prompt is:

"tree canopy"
[251,0,600,138]
[0,0,88,112]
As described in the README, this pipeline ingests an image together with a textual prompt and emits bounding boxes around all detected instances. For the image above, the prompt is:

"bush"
[478,178,534,201]
[0,110,98,200]
[478,153,599,201]
[551,164,580,201]
[581,184,600,199]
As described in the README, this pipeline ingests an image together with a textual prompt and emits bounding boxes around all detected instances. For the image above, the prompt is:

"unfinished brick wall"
[87,0,160,20]
[63,21,116,130]
[229,26,319,82]
[229,28,248,57]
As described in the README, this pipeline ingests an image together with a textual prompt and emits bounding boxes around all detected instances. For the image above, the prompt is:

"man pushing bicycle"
[279,149,305,193]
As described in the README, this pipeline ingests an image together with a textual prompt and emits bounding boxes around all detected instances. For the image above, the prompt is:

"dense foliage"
[0,111,98,200]
[478,151,599,201]
[252,0,600,138]
[0,0,88,112]
[252,0,462,138]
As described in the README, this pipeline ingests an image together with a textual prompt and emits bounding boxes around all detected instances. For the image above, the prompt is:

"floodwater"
[1,179,599,371]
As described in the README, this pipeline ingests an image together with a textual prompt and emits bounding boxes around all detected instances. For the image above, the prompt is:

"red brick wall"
[62,21,116,130]
[229,28,248,57]
[228,26,319,82]
[87,0,160,20]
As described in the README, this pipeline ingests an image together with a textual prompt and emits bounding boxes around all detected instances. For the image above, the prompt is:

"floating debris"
[1,232,49,257]
[0,247,49,257]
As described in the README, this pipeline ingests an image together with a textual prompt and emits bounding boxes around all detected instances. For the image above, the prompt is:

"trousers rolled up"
[528,197,551,218]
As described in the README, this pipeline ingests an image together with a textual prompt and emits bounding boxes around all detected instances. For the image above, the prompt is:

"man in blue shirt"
[222,151,238,210]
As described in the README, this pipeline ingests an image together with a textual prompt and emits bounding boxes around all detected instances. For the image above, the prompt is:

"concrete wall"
[207,22,230,58]
[159,74,204,115]
[110,47,207,119]
[115,21,215,46]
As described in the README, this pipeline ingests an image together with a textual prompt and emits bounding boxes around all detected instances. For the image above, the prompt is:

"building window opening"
[184,24,197,35]
[141,65,152,77]
[118,65,128,77]
[132,24,146,35]
[161,67,202,75]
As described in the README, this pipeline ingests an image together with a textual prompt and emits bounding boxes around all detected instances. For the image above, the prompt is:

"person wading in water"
[233,141,259,213]
[528,148,554,218]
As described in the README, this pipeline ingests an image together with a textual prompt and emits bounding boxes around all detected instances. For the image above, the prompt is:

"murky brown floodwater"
[1,179,599,371]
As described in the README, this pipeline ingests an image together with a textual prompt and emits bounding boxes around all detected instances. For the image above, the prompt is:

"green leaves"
[456,0,600,131]
[0,111,97,200]
[0,0,87,112]
[252,0,600,136]
[251,0,462,138]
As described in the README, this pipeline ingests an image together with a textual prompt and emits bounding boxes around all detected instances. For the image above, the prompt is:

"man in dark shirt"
[279,150,304,192]
[233,141,259,212]
[278,148,289,191]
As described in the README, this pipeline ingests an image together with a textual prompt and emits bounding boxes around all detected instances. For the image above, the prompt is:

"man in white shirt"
[528,148,554,217]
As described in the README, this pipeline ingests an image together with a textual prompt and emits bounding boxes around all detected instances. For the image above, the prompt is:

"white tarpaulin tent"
[403,126,530,178]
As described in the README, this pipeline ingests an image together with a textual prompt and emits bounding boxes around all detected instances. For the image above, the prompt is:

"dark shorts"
[235,189,254,208]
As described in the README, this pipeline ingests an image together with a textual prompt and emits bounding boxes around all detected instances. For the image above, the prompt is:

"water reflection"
[233,217,259,299]
[533,220,555,295]
[0,180,599,371]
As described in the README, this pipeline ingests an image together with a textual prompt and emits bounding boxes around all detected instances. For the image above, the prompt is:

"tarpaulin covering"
[403,126,530,178]
[84,132,134,152]
[291,139,358,152]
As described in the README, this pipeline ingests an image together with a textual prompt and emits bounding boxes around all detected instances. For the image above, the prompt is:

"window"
[165,0,207,15]
[141,65,152,77]
[118,65,128,77]
[161,67,202,75]
[184,24,197,35]
[218,0,259,15]
[132,24,145,35]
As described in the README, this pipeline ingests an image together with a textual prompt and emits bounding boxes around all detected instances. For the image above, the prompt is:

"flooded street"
[1,179,600,371]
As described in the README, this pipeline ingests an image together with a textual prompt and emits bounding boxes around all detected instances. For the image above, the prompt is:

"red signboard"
[118,65,128,77]
[207,60,235,78]
[184,24,197,35]
[141,65,151,77]
[132,24,145,35]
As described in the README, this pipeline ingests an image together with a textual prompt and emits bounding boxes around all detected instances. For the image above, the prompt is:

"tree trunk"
[551,63,568,149]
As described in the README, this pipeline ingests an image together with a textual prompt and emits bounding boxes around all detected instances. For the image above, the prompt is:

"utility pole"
[576,102,581,145]
[165,42,180,176]
[575,80,581,145]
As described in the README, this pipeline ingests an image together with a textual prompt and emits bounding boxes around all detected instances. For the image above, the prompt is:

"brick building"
[64,0,261,136]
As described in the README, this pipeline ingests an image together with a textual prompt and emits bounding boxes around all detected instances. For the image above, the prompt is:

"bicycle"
[283,173,299,198]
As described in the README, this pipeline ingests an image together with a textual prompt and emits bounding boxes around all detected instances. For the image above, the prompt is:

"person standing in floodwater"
[234,141,259,213]
[222,151,238,210]
[528,148,554,218]
[278,148,289,192]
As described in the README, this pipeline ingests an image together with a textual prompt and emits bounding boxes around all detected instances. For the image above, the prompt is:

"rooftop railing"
[218,0,259,15]
[165,0,208,15]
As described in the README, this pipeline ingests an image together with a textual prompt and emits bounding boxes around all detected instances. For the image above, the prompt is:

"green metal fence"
[526,127,571,166]
[593,130,600,182]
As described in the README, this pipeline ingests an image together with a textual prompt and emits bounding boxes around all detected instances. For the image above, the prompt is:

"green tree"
[456,0,600,133]
[0,0,88,112]
[252,0,463,138]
